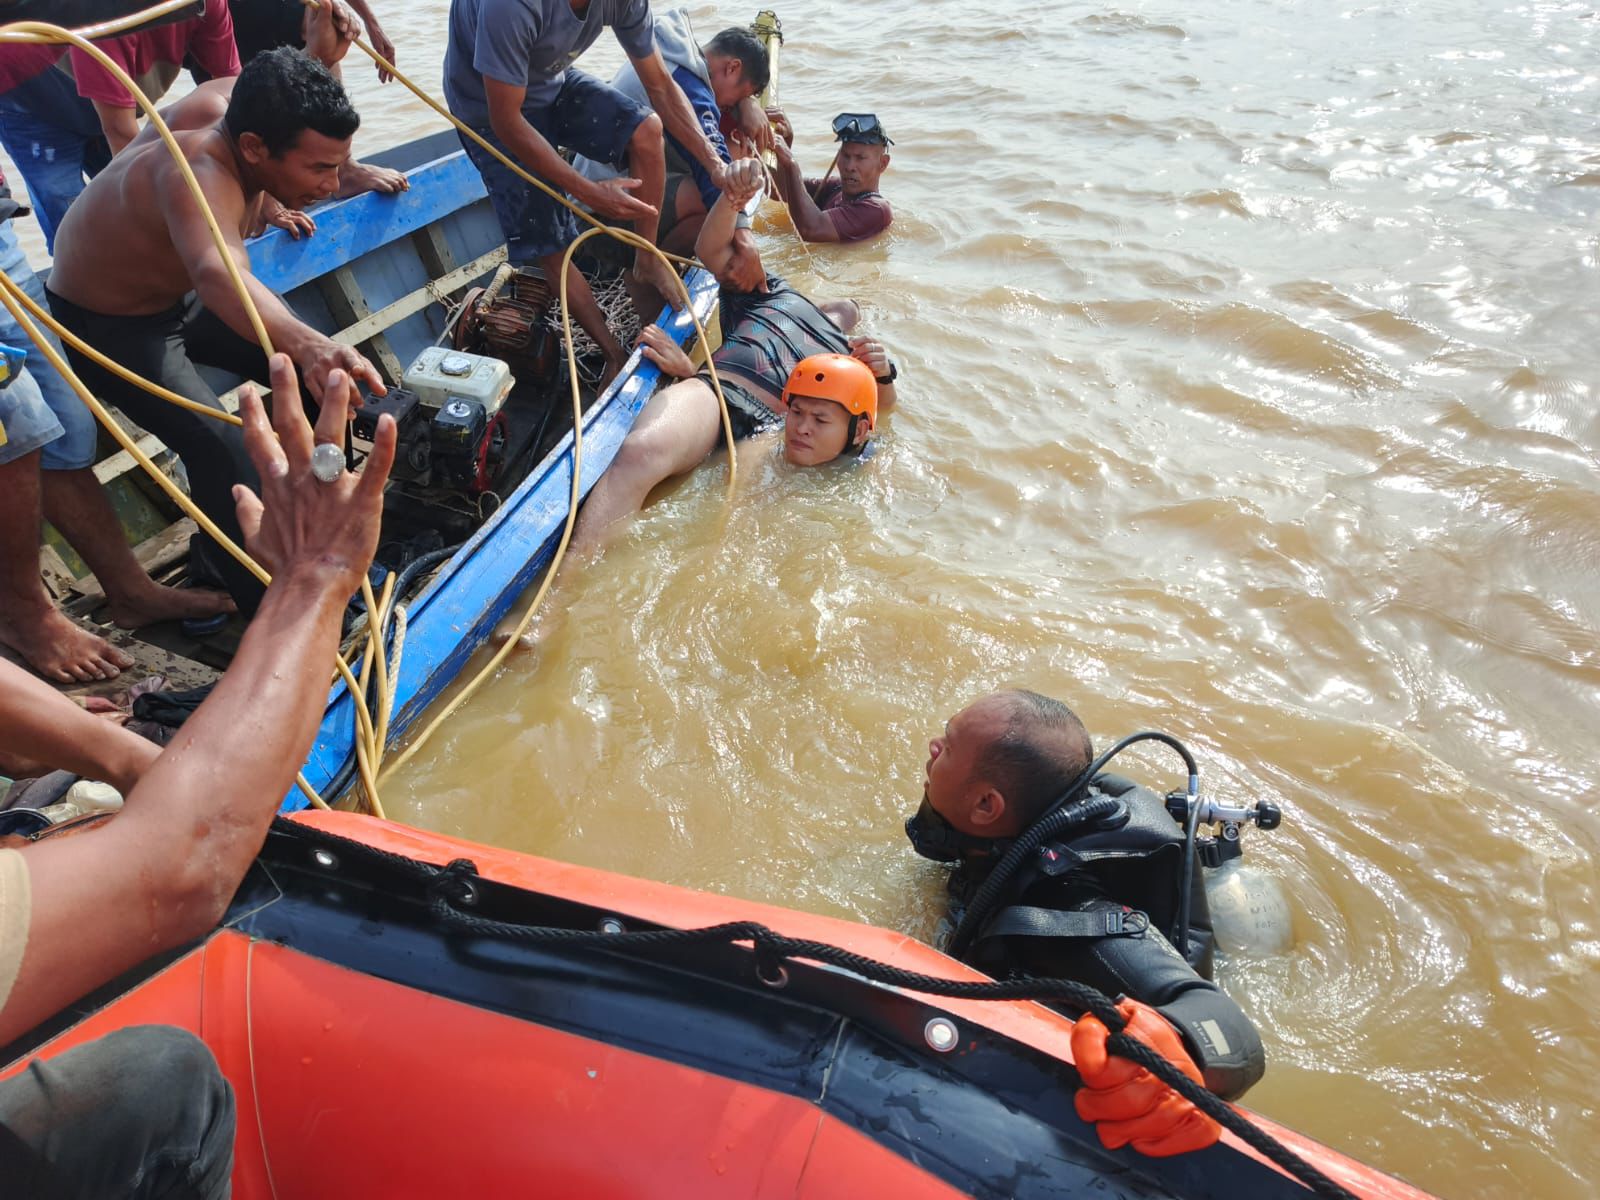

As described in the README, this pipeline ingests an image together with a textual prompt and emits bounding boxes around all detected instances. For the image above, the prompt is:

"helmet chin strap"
[844,414,870,456]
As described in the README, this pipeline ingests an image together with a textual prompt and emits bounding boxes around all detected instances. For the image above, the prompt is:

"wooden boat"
[0,811,1439,1199]
[25,129,718,810]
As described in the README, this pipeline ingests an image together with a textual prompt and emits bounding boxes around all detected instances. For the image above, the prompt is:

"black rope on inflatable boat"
[273,823,1359,1200]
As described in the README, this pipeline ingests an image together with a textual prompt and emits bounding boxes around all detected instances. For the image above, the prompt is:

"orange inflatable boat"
[2,813,1437,1199]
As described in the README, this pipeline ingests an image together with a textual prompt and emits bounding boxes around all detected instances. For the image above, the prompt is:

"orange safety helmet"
[780,353,878,454]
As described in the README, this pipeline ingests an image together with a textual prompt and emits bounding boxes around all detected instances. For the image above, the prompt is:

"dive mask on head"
[905,799,1011,863]
[832,112,894,146]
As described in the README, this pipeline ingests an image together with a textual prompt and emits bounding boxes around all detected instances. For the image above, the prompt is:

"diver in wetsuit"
[906,689,1266,1154]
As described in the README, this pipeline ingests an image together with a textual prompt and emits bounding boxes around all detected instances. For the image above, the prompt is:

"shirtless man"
[213,0,410,229]
[45,48,384,610]
[572,159,899,552]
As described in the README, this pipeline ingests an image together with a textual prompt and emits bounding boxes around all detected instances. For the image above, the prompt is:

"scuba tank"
[1178,793,1294,955]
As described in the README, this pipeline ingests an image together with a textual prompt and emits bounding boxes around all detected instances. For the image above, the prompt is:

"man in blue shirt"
[444,0,731,386]
[574,16,770,254]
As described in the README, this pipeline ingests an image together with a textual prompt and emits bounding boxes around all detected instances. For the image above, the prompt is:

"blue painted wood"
[247,149,488,295]
[285,268,721,810]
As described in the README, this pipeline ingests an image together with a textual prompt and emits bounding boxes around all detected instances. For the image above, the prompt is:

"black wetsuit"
[948,776,1266,1100]
[699,273,850,440]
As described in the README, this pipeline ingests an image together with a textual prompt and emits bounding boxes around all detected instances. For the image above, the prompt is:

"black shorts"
[460,71,651,262]
[698,371,782,441]
[46,288,271,610]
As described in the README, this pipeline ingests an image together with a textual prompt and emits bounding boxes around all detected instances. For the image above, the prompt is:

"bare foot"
[337,158,409,198]
[0,605,133,683]
[629,256,686,314]
[107,584,236,631]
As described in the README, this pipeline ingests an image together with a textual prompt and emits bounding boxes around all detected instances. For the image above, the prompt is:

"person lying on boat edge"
[0,179,234,684]
[444,0,734,387]
[765,108,893,244]
[907,689,1267,1156]
[187,0,410,229]
[572,15,774,256]
[44,48,387,613]
[570,159,898,553]
[0,356,396,1195]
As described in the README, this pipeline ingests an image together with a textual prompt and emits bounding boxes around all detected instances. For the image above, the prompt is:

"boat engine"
[453,265,558,388]
[356,347,515,497]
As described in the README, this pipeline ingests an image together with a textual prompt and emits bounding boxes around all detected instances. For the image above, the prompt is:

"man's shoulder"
[145,128,247,200]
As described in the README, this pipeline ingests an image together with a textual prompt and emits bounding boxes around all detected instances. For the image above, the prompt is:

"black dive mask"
[904,799,1011,863]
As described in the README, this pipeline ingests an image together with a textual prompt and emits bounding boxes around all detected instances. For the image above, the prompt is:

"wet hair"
[706,28,770,93]
[225,47,359,156]
[974,690,1095,830]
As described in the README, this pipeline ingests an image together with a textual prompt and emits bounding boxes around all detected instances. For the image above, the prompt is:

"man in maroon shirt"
[0,0,239,250]
[767,108,893,244]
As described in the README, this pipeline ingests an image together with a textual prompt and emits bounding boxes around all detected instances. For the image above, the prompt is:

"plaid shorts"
[460,70,651,262]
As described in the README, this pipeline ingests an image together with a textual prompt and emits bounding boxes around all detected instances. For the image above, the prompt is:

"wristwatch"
[874,361,898,385]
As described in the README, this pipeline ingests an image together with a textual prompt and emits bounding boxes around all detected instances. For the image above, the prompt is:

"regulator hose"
[947,731,1200,960]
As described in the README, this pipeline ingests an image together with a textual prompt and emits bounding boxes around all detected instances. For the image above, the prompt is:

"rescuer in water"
[906,688,1266,1156]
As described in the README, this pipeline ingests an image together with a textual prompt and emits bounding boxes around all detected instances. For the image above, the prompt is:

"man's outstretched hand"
[1071,998,1222,1158]
[232,354,394,594]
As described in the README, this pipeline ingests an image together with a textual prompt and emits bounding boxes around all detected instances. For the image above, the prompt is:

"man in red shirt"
[766,109,893,244]
[72,0,241,155]
[0,0,239,250]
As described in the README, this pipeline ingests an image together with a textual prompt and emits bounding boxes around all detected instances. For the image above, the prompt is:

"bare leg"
[41,468,234,629]
[0,452,132,682]
[659,174,707,257]
[623,114,684,312]
[543,249,628,391]
[571,378,723,554]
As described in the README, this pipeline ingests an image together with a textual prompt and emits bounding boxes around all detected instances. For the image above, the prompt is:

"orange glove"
[1071,998,1222,1157]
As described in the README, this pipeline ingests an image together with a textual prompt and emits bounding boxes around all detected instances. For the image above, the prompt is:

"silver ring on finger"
[310,442,344,484]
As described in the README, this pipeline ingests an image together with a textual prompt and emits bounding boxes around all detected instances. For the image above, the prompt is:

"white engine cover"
[402,347,514,416]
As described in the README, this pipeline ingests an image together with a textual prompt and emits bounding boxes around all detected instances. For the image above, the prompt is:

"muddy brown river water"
[10,1,1600,1194]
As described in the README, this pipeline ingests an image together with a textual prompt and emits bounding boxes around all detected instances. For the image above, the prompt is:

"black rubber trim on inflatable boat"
[205,821,1316,1200]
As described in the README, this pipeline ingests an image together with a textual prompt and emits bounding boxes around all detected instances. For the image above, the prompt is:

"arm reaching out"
[344,0,396,82]
[771,136,841,243]
[0,663,158,796]
[694,159,764,281]
[484,77,655,223]
[1,358,395,1045]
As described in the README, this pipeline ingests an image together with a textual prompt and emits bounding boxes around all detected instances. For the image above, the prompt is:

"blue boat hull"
[240,133,717,810]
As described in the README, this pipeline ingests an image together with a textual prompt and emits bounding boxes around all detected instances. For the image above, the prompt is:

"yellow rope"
[0,274,242,427]
[56,0,200,42]
[0,268,332,811]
